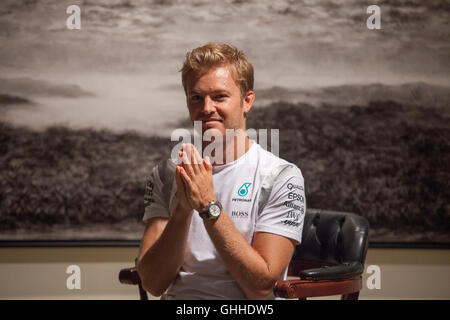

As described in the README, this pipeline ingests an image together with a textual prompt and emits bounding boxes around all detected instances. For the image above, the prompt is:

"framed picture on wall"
[0,0,448,248]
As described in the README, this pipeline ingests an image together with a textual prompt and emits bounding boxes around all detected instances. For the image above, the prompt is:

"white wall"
[0,247,449,300]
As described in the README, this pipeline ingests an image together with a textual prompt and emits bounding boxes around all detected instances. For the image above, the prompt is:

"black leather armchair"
[274,209,370,299]
[119,209,370,300]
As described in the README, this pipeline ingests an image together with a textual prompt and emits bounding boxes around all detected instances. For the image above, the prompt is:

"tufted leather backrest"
[292,209,370,270]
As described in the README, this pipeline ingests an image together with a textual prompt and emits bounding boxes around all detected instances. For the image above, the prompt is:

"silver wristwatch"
[199,200,223,220]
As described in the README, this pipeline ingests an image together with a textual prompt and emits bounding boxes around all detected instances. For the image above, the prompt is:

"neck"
[202,132,252,166]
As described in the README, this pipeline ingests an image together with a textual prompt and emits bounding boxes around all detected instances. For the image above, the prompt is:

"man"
[137,42,306,300]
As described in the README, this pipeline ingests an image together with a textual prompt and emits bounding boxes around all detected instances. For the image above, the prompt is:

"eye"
[214,94,227,101]
[190,95,202,102]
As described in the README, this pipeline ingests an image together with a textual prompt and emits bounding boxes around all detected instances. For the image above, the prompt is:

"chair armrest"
[119,266,149,300]
[119,267,140,285]
[273,277,362,299]
[299,262,364,281]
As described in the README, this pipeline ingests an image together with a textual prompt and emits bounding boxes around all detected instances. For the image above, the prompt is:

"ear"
[242,90,255,116]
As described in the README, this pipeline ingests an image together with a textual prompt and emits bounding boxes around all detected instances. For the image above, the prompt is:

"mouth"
[202,119,222,125]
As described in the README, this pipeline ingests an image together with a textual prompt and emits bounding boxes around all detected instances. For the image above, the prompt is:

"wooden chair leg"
[341,291,359,300]
[138,282,148,300]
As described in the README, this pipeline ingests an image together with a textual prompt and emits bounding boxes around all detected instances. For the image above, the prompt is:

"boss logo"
[231,211,249,218]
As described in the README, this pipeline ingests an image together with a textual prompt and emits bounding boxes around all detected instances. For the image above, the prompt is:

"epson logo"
[288,192,304,203]
[231,211,249,218]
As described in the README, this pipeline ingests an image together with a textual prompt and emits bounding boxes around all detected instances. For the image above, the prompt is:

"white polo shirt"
[142,140,306,299]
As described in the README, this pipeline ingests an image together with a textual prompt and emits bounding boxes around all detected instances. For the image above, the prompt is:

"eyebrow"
[189,89,231,95]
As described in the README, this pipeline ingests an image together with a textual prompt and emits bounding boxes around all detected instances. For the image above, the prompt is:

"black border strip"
[0,240,449,249]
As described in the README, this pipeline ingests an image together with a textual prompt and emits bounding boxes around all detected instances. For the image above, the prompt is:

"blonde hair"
[180,42,254,97]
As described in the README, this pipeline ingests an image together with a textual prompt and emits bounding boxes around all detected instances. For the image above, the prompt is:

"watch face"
[209,204,221,217]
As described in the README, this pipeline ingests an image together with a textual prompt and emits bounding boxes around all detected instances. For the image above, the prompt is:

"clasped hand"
[175,143,216,213]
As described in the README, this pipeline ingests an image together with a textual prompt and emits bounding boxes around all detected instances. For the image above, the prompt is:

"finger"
[177,150,183,165]
[191,144,202,173]
[178,165,193,188]
[181,146,195,177]
[175,166,183,185]
[187,144,198,167]
[192,144,203,166]
[203,155,212,172]
[175,167,191,206]
[184,144,199,175]
[181,144,190,165]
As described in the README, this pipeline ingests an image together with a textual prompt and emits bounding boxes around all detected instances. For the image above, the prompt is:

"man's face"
[185,64,254,138]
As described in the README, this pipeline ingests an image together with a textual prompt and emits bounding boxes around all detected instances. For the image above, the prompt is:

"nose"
[202,95,215,114]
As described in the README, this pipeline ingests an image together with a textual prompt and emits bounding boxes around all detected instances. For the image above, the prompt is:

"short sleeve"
[255,174,306,244]
[142,166,171,223]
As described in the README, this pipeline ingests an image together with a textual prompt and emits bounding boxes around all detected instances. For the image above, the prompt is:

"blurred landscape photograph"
[0,0,449,245]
